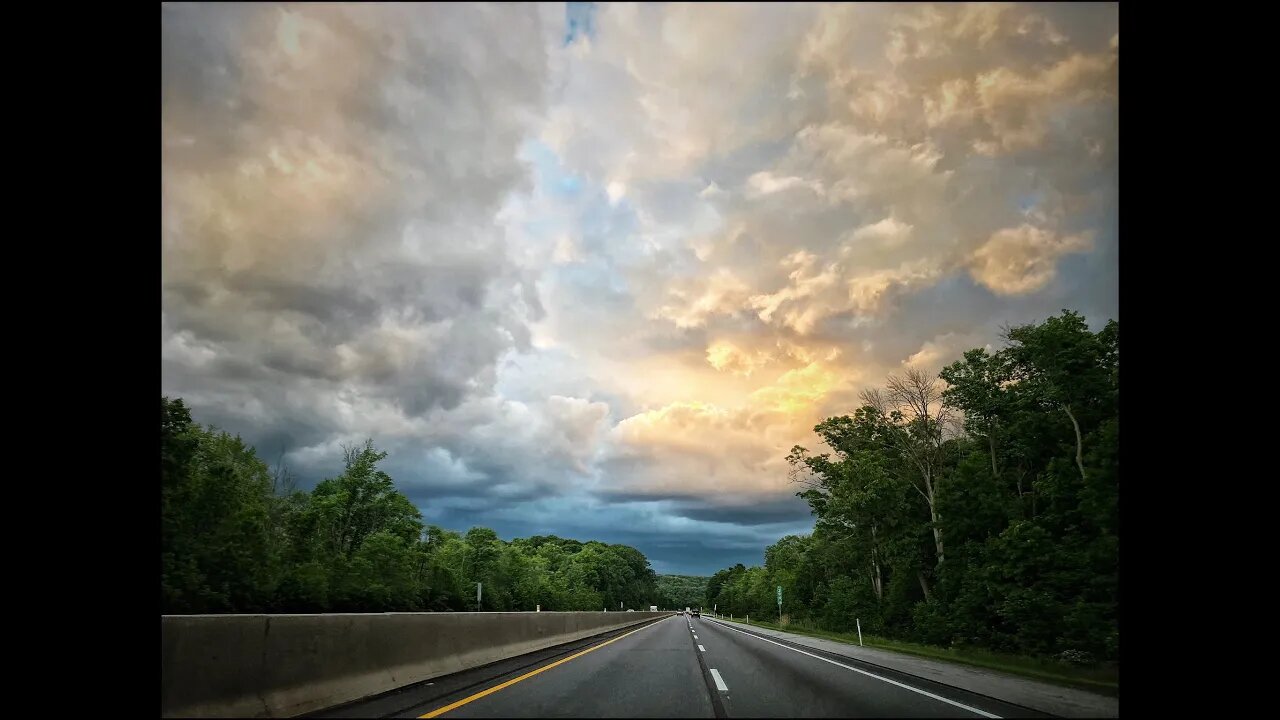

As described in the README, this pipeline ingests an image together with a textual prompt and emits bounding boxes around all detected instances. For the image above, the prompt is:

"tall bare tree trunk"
[926,478,945,564]
[918,571,932,602]
[1063,404,1086,482]
[931,511,944,564]
[989,433,999,478]
[873,368,952,569]
[870,525,884,601]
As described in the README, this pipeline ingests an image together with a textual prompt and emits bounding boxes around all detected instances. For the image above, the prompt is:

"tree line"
[162,399,667,614]
[655,575,710,610]
[704,310,1118,665]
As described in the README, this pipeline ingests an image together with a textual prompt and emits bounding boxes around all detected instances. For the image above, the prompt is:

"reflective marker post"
[857,618,863,646]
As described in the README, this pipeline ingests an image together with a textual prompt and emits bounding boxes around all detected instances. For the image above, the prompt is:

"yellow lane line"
[419,617,670,718]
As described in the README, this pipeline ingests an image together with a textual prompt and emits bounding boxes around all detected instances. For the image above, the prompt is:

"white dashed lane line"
[709,669,728,693]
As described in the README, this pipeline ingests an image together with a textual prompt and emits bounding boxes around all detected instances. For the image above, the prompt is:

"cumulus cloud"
[163,2,1117,572]
[163,4,549,418]
[524,1,1115,524]
[904,331,994,374]
[657,269,754,329]
[541,0,1115,344]
[969,225,1094,295]
[602,401,789,500]
[161,4,589,513]
[706,340,775,377]
[598,356,848,510]
[745,171,825,198]
[850,216,914,248]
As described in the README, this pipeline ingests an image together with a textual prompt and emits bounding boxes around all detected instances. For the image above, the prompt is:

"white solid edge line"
[698,644,706,652]
[710,668,729,693]
[704,619,999,719]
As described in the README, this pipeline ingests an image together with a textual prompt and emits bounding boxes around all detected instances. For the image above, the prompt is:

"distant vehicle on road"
[691,609,700,617]
[650,605,658,611]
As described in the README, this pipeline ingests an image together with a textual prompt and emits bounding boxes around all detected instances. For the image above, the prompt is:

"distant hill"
[655,574,708,609]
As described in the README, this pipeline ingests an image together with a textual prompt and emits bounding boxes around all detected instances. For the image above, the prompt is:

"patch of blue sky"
[520,139,584,200]
[555,256,633,301]
[1016,191,1043,213]
[564,2,597,46]
[514,137,647,319]
[578,194,639,255]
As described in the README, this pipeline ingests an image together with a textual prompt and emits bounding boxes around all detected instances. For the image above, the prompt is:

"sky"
[161,2,1118,576]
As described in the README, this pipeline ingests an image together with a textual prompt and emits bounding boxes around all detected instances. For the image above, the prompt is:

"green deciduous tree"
[162,412,666,615]
[709,310,1118,664]
[161,398,279,613]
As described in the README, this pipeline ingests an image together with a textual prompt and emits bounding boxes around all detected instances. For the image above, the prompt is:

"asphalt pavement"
[312,614,1052,718]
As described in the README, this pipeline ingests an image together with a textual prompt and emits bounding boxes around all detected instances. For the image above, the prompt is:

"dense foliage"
[655,575,710,610]
[162,402,662,614]
[704,311,1118,665]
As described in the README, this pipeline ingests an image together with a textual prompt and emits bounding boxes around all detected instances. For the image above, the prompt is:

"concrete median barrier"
[162,611,672,718]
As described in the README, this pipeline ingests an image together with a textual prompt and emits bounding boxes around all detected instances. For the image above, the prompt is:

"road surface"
[312,614,1051,718]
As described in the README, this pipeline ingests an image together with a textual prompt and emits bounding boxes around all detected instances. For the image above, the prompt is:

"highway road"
[313,614,1051,718]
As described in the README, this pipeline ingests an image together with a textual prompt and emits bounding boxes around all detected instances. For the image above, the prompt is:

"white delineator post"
[536,605,540,612]
[857,618,863,646]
